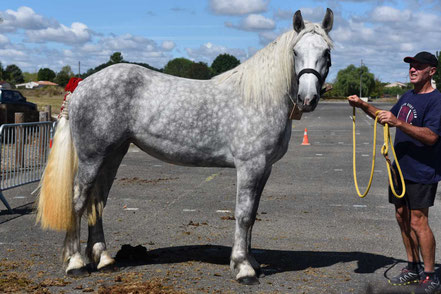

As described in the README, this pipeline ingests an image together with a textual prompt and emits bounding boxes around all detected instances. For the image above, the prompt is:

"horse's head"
[293,8,333,112]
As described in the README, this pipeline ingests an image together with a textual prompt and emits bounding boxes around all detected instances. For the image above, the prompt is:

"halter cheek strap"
[297,68,323,85]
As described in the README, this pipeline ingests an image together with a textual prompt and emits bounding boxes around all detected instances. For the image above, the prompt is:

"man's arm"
[347,95,439,146]
[347,95,381,119]
[376,111,439,146]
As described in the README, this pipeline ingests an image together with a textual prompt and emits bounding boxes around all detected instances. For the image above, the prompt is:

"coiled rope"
[352,107,406,198]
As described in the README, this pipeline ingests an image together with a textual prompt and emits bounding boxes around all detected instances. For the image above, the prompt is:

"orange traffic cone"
[301,128,310,145]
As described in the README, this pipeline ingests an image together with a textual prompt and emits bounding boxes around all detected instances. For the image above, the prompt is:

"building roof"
[384,82,407,88]
[37,81,58,86]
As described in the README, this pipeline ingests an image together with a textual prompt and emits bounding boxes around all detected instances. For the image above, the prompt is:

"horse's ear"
[293,10,305,33]
[322,8,333,33]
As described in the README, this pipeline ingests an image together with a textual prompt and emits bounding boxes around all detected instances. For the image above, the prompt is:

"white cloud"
[0,48,26,58]
[274,8,293,20]
[0,7,92,45]
[26,22,91,44]
[296,7,327,23]
[0,34,9,45]
[74,34,174,69]
[242,14,275,31]
[210,0,268,15]
[0,6,54,33]
[371,6,411,22]
[226,14,275,31]
[186,42,247,64]
[327,5,441,83]
[161,40,175,51]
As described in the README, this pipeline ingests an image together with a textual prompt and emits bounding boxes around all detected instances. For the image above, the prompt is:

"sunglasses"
[409,63,431,70]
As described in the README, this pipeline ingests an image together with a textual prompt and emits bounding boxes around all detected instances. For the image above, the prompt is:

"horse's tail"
[36,78,82,232]
[36,116,78,231]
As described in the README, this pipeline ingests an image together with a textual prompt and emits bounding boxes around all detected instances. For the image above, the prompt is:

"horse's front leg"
[231,158,271,285]
[247,166,272,275]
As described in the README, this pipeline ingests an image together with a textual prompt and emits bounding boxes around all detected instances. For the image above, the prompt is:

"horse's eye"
[293,50,298,57]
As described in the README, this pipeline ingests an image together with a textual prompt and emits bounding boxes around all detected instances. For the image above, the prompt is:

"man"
[348,51,441,294]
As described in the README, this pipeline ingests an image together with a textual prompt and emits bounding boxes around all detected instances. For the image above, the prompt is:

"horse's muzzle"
[297,94,318,112]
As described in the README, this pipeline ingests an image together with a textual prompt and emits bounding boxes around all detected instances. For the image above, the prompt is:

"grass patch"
[18,87,65,115]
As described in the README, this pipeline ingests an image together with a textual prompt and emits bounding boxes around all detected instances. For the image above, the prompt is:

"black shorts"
[388,179,438,209]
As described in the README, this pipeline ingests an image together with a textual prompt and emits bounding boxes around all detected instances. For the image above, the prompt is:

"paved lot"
[1,102,441,293]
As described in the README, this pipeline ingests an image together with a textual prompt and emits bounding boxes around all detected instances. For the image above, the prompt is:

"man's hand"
[376,111,401,127]
[347,95,364,108]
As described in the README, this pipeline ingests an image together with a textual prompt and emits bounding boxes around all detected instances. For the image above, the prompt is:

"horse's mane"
[213,22,333,108]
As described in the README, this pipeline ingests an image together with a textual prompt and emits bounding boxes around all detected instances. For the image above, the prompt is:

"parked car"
[0,89,39,124]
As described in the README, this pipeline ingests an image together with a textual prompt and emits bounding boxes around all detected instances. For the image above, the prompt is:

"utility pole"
[359,59,363,98]
[78,61,81,77]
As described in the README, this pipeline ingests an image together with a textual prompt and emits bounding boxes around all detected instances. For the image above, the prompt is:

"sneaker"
[388,266,420,286]
[413,274,441,294]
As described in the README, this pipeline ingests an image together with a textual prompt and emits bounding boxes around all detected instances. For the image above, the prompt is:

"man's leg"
[395,205,420,263]
[410,208,435,272]
[388,204,422,286]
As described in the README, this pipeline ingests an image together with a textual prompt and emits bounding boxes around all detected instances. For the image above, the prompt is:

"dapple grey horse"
[37,9,333,285]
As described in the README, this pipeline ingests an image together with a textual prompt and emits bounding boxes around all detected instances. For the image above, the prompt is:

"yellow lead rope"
[352,107,406,198]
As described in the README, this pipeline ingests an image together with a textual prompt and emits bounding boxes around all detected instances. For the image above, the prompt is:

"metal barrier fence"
[0,122,54,212]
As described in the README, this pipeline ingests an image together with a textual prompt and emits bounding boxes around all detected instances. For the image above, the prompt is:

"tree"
[4,64,24,84]
[38,68,56,81]
[434,51,441,89]
[0,61,3,80]
[54,65,75,87]
[23,72,38,82]
[370,79,384,98]
[332,64,376,97]
[188,62,212,80]
[110,52,124,64]
[211,53,240,76]
[163,58,193,78]
[80,53,161,79]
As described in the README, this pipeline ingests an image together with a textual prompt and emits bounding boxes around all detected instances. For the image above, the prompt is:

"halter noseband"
[296,50,331,87]
[296,68,323,85]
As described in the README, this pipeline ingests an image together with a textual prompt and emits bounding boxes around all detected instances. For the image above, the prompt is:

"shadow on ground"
[0,202,34,224]
[114,244,432,293]
[114,243,402,275]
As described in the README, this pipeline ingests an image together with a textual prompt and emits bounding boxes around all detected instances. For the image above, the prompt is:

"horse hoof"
[66,267,89,277]
[237,276,260,285]
[99,264,119,273]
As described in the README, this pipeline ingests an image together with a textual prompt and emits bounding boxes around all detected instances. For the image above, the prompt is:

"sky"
[1,0,440,83]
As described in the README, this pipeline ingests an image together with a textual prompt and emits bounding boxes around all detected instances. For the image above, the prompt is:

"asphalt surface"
[1,101,441,293]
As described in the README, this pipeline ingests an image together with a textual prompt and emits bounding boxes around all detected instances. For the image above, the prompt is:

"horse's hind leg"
[63,156,106,275]
[63,212,87,276]
[230,158,272,285]
[63,165,100,275]
[85,143,130,271]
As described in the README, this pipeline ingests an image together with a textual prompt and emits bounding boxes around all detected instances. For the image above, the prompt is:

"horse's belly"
[133,136,235,168]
